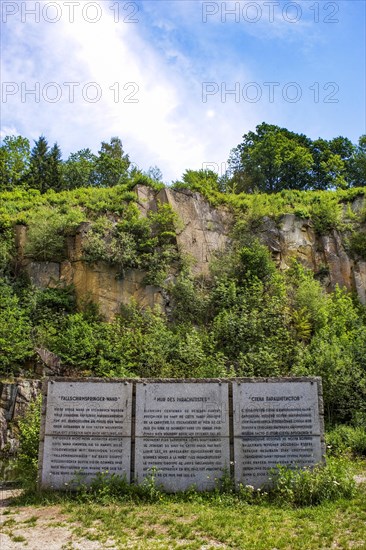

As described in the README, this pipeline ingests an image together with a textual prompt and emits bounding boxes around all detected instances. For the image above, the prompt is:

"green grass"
[10,534,27,543]
[4,460,365,550]
[22,515,38,526]
[60,488,366,549]
[1,183,364,231]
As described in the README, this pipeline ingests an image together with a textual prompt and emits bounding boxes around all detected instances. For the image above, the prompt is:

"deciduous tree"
[93,137,130,187]
[0,135,31,191]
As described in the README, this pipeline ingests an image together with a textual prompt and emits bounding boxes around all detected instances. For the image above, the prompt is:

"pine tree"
[48,143,63,192]
[26,137,63,193]
[27,136,50,192]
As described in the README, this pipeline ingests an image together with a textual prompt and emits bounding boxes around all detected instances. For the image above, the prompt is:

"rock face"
[259,214,366,305]
[16,186,233,320]
[0,380,42,455]
[151,187,232,276]
[15,187,366,319]
[134,185,232,275]
[17,230,167,322]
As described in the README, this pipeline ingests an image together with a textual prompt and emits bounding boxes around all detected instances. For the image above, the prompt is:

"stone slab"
[135,382,229,437]
[234,435,322,488]
[44,381,132,437]
[135,436,229,492]
[41,435,131,488]
[39,378,323,492]
[41,381,133,489]
[135,382,230,491]
[233,380,322,488]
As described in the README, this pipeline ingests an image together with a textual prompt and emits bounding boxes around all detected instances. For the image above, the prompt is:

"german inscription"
[233,380,323,488]
[41,381,132,488]
[39,378,323,491]
[134,382,230,491]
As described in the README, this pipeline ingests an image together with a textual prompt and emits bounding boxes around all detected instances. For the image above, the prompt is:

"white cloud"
[0,126,20,140]
[0,0,279,181]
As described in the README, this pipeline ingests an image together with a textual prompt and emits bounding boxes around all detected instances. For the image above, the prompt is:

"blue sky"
[1,0,365,182]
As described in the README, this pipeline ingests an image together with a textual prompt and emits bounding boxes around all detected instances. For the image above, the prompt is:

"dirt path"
[0,488,116,550]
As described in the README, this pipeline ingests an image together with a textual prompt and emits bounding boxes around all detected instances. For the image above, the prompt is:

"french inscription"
[135,382,230,491]
[135,437,228,492]
[40,378,323,492]
[233,381,322,488]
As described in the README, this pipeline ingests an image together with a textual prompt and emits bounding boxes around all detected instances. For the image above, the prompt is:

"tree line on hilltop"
[0,136,132,193]
[1,123,365,194]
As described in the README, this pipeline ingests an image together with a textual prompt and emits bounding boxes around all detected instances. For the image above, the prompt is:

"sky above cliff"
[1,0,365,182]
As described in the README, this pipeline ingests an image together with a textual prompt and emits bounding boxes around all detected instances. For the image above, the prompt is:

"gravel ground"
[0,488,116,550]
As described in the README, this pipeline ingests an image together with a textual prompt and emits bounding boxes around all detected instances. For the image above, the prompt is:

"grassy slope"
[1,184,365,225]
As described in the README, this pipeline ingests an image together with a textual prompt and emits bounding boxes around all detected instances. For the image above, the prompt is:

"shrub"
[16,394,42,487]
[268,458,356,506]
[25,206,85,261]
[348,231,366,260]
[83,202,181,284]
[311,195,342,235]
[170,274,211,325]
[210,249,296,376]
[36,312,133,377]
[238,243,276,283]
[292,285,366,425]
[28,286,77,324]
[0,230,13,276]
[0,280,34,373]
[81,215,115,263]
[326,426,366,457]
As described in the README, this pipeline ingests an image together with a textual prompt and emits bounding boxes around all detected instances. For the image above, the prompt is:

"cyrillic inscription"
[39,378,323,491]
[233,381,322,488]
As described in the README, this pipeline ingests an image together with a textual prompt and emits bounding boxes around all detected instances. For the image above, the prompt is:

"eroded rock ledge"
[15,187,366,322]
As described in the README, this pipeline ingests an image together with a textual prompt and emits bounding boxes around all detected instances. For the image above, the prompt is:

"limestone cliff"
[259,211,366,305]
[15,186,366,321]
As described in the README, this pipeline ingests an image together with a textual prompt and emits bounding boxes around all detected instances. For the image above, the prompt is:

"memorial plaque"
[41,436,131,486]
[39,377,324,493]
[44,381,131,436]
[135,382,230,491]
[233,380,323,488]
[41,381,132,488]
